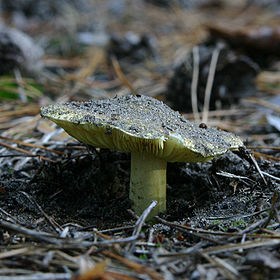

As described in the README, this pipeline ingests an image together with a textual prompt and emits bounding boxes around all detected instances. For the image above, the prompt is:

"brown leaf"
[74,259,108,280]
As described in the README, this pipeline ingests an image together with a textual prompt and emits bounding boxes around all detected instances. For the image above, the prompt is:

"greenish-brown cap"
[40,95,243,162]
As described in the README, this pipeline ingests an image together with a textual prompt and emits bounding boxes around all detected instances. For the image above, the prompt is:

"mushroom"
[41,95,243,218]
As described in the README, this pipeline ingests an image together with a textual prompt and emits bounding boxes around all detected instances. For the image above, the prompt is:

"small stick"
[128,200,157,252]
[253,151,280,162]
[247,97,280,113]
[74,235,139,248]
[216,171,255,184]
[0,247,30,259]
[207,208,269,220]
[248,152,267,185]
[0,141,54,163]
[247,145,280,151]
[0,273,72,280]
[111,56,134,91]
[261,171,280,182]
[155,216,280,239]
[14,68,27,102]
[99,225,136,233]
[202,46,221,123]
[200,253,239,280]
[0,219,60,245]
[0,219,140,249]
[238,147,267,185]
[0,154,40,158]
[203,239,280,255]
[0,135,66,156]
[102,250,164,280]
[19,191,63,233]
[191,46,200,123]
[0,208,22,224]
[262,189,279,228]
[183,108,254,119]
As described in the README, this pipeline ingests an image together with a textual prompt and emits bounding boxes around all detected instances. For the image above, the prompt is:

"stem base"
[129,151,167,218]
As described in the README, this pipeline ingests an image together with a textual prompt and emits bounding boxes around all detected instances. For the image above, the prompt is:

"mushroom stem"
[130,151,167,218]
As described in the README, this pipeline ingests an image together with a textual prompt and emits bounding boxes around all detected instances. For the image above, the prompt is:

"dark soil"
[1,0,280,279]
[1,146,279,229]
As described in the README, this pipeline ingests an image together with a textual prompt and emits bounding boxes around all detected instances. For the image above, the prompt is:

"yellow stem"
[129,151,167,219]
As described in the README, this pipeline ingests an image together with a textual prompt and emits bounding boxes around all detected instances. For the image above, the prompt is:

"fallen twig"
[191,46,200,123]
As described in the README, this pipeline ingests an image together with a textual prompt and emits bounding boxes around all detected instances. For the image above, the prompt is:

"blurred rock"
[245,249,280,269]
[0,25,43,75]
[107,32,157,63]
[78,32,109,47]
[256,71,280,95]
[0,0,91,20]
[167,42,259,112]
[107,0,126,16]
[208,25,280,57]
[246,0,280,13]
[145,0,224,8]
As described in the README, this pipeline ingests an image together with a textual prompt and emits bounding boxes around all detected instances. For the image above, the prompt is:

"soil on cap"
[41,95,242,158]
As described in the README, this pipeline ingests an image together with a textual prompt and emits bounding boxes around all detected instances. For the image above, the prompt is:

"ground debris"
[245,249,280,270]
[1,0,280,279]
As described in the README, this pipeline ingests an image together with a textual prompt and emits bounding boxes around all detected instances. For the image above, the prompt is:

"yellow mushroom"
[41,95,243,219]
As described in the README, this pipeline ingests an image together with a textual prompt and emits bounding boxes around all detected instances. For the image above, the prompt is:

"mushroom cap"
[41,95,243,162]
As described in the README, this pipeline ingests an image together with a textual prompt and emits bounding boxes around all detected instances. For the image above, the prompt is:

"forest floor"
[0,1,280,279]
